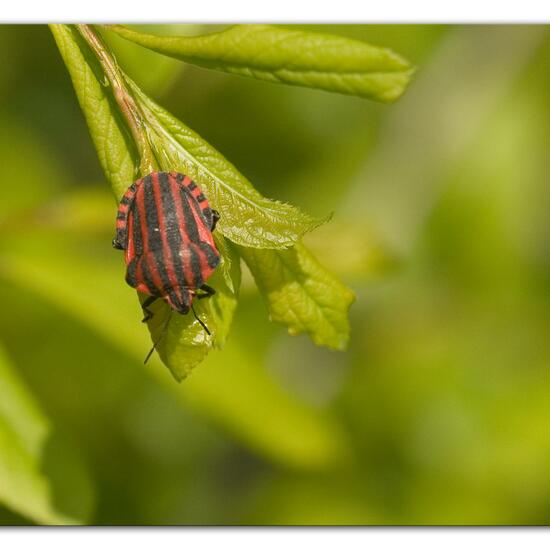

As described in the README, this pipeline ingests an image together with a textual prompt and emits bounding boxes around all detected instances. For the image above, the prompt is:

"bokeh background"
[1,24,550,525]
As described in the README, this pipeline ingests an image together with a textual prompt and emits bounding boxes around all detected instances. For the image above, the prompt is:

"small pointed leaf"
[239,243,355,350]
[109,24,414,102]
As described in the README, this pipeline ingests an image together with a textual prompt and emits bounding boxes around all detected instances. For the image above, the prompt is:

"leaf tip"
[378,66,417,104]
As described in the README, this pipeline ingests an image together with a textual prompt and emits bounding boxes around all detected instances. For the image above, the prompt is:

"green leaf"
[129,81,324,248]
[239,243,355,350]
[0,346,93,525]
[50,25,138,198]
[108,24,414,103]
[214,233,237,293]
[206,238,241,349]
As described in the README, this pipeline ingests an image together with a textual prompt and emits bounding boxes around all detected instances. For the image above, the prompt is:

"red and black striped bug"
[113,171,221,342]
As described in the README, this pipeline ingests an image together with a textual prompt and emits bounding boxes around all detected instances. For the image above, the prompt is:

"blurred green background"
[1,24,550,525]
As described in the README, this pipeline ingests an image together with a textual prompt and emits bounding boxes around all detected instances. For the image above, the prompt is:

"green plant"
[50,24,413,381]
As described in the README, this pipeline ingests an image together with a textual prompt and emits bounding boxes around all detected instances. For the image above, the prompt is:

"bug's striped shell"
[115,171,220,314]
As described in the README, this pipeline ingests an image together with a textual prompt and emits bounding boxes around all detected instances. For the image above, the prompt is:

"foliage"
[108,24,414,102]
[0,346,93,525]
[2,25,548,526]
[239,243,355,350]
[49,24,411,380]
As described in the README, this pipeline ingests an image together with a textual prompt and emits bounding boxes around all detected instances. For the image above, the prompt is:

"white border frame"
[2,1,550,23]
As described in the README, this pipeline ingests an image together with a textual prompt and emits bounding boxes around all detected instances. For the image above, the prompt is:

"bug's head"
[164,287,192,315]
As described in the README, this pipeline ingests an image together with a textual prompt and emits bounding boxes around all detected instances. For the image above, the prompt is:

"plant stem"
[76,24,156,175]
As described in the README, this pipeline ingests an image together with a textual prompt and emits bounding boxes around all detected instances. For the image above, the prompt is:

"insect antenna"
[191,304,211,335]
[144,309,173,364]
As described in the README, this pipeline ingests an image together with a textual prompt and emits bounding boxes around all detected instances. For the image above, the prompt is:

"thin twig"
[76,24,156,175]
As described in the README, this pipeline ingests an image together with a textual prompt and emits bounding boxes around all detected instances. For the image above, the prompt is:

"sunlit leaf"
[206,239,241,350]
[50,25,138,197]
[108,24,414,102]
[239,243,355,350]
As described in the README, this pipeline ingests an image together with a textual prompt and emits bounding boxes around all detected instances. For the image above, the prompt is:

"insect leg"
[144,309,173,364]
[191,303,211,335]
[112,238,124,250]
[141,295,158,323]
[211,210,220,232]
[196,284,216,299]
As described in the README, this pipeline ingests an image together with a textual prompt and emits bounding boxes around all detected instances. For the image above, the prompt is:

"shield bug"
[113,171,221,342]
